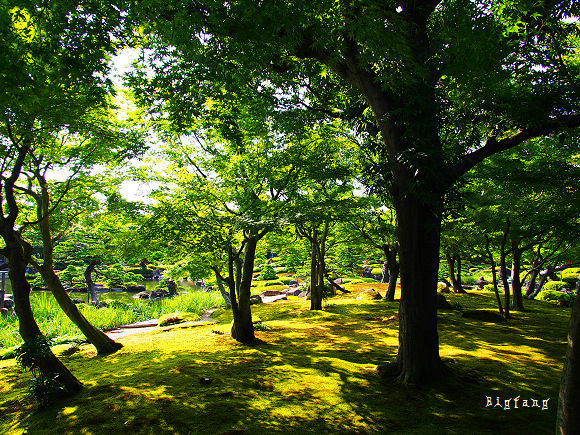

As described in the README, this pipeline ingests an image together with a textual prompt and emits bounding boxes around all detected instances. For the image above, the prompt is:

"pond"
[1,278,199,305]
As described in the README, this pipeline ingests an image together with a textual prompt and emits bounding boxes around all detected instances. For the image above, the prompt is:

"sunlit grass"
[0,286,572,434]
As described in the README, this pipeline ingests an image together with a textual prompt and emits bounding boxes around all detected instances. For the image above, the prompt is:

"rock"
[198,377,212,385]
[167,280,178,296]
[334,278,343,285]
[288,280,299,286]
[150,289,170,299]
[262,294,288,303]
[134,291,150,299]
[250,295,263,304]
[356,288,382,300]
[261,290,285,297]
[1,307,9,316]
[71,298,86,304]
[126,285,146,292]
[436,293,451,309]
[285,288,302,296]
[298,291,309,298]
[461,310,506,323]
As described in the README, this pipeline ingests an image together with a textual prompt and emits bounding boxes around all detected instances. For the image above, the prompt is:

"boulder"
[71,298,86,305]
[261,290,285,297]
[461,310,506,323]
[298,291,309,298]
[262,294,288,303]
[356,288,382,300]
[150,288,170,299]
[0,307,8,316]
[126,285,146,292]
[134,291,150,299]
[288,280,299,286]
[436,293,451,309]
[285,288,302,296]
[250,295,263,304]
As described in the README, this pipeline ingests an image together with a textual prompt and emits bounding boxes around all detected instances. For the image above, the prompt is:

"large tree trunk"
[557,294,580,434]
[394,194,450,385]
[230,233,264,343]
[2,232,82,395]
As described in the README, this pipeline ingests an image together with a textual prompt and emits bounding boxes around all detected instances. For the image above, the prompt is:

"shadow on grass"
[0,289,569,435]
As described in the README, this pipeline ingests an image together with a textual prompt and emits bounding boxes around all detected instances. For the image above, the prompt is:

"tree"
[129,0,580,384]
[557,295,580,434]
[1,0,130,394]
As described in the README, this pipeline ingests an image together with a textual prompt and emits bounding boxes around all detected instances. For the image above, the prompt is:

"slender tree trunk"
[500,221,511,320]
[525,269,540,299]
[39,267,122,354]
[510,246,525,311]
[381,261,389,283]
[394,194,450,384]
[383,242,399,301]
[557,295,580,434]
[84,259,99,305]
[454,253,465,293]
[310,229,323,310]
[1,232,82,395]
[484,235,504,317]
[212,266,231,306]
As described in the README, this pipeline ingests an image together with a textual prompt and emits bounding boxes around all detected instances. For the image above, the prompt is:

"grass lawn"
[0,284,571,434]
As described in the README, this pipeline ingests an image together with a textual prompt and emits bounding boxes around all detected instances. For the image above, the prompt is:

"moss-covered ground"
[0,284,571,434]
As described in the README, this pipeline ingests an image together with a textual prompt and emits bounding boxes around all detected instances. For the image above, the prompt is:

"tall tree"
[129,0,580,384]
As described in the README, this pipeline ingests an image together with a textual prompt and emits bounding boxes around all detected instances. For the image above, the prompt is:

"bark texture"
[557,295,580,434]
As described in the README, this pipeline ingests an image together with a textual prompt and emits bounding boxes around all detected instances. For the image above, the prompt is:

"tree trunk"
[394,194,450,385]
[39,266,122,354]
[309,230,323,310]
[230,234,263,342]
[381,261,389,283]
[484,235,504,317]
[525,268,539,299]
[84,259,99,305]
[499,223,511,320]
[212,266,231,306]
[1,231,82,395]
[453,253,465,293]
[556,295,580,434]
[383,242,399,301]
[510,246,525,311]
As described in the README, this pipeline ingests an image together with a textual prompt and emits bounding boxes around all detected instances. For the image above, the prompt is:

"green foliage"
[543,281,570,292]
[58,265,84,288]
[561,268,580,287]
[260,264,278,281]
[537,289,577,307]
[14,336,67,406]
[263,280,283,287]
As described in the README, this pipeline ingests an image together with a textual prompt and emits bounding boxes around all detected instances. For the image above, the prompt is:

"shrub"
[537,289,576,307]
[561,268,580,287]
[264,280,283,286]
[544,281,569,292]
[261,264,278,281]
[278,276,293,285]
[370,267,383,275]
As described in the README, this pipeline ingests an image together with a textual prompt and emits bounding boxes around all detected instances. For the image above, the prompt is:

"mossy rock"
[461,310,506,323]
[436,293,451,309]
[158,312,201,327]
[356,289,383,300]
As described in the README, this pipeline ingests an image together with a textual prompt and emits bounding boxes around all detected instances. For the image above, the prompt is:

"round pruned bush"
[543,281,569,293]
[537,289,577,307]
[261,264,278,281]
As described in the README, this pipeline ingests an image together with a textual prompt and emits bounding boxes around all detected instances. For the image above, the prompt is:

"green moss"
[157,311,201,326]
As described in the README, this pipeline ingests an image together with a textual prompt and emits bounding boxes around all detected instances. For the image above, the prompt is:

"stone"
[298,291,309,298]
[150,288,170,299]
[436,293,451,309]
[261,290,285,297]
[71,298,86,305]
[285,288,302,296]
[126,285,146,292]
[1,307,8,316]
[250,295,263,304]
[356,288,382,300]
[262,294,288,303]
[134,291,150,299]
[288,280,299,286]
[461,310,506,323]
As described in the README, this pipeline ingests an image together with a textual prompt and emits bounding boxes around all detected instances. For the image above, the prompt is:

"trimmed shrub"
[537,289,577,307]
[544,281,569,293]
[264,280,283,287]
[261,264,278,281]
[561,268,580,287]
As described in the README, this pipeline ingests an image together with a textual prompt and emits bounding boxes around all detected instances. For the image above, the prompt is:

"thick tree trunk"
[2,232,82,395]
[383,243,399,301]
[230,235,262,342]
[510,247,525,311]
[394,194,450,385]
[84,259,99,305]
[310,232,323,310]
[557,295,580,434]
[40,267,122,354]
